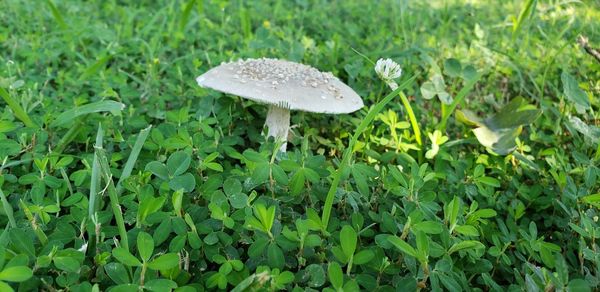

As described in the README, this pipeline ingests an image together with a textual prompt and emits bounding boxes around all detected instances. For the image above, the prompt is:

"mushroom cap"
[196,58,364,114]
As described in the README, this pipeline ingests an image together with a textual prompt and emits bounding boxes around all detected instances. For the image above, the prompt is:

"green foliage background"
[0,0,599,291]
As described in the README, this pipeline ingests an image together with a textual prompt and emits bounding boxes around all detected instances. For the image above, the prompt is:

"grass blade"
[512,0,537,38]
[385,80,422,146]
[321,74,417,229]
[59,167,74,196]
[89,124,103,220]
[80,55,112,81]
[0,158,33,172]
[179,0,197,31]
[53,118,85,154]
[438,74,481,131]
[0,87,36,128]
[116,125,152,195]
[96,145,129,251]
[0,224,9,245]
[239,3,251,40]
[0,187,16,228]
[51,101,125,128]
[399,91,422,146]
[44,0,68,30]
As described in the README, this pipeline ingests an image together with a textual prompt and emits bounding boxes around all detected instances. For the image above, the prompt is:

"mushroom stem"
[265,104,290,152]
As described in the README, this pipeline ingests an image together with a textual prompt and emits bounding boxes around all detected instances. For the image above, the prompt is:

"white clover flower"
[375,58,402,82]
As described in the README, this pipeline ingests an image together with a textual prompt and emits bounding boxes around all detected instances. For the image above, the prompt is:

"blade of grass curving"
[96,145,129,251]
[321,74,417,229]
[116,125,152,195]
[386,80,422,146]
[179,0,197,32]
[399,91,422,146]
[59,168,74,197]
[0,87,36,128]
[0,224,9,245]
[44,0,68,30]
[350,47,376,66]
[239,3,252,40]
[0,187,16,228]
[53,118,85,154]
[80,55,112,81]
[0,158,33,173]
[539,42,569,102]
[89,124,103,220]
[438,74,481,131]
[512,0,537,39]
[51,101,125,128]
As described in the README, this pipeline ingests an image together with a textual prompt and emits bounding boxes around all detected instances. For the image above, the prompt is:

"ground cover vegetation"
[0,0,599,291]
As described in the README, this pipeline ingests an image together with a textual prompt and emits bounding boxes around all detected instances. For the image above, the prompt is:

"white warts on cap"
[232,58,334,90]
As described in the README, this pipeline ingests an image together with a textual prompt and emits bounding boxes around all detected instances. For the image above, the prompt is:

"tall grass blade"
[386,80,422,146]
[60,168,74,197]
[0,225,9,245]
[321,75,417,229]
[0,158,33,173]
[399,91,422,146]
[44,0,68,30]
[53,118,85,154]
[0,187,16,228]
[51,101,125,128]
[438,74,481,131]
[116,125,152,195]
[89,124,103,220]
[239,3,251,40]
[80,55,112,81]
[180,0,197,32]
[96,146,129,251]
[512,0,537,38]
[0,87,36,128]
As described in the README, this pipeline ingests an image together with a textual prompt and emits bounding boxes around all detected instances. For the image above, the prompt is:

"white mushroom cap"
[196,58,364,113]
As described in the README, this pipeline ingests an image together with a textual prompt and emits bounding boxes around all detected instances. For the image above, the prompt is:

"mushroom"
[196,58,364,152]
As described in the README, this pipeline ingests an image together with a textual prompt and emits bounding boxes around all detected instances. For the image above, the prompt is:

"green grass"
[0,0,599,291]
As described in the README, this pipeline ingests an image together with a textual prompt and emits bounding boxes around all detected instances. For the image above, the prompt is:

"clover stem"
[140,263,147,286]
